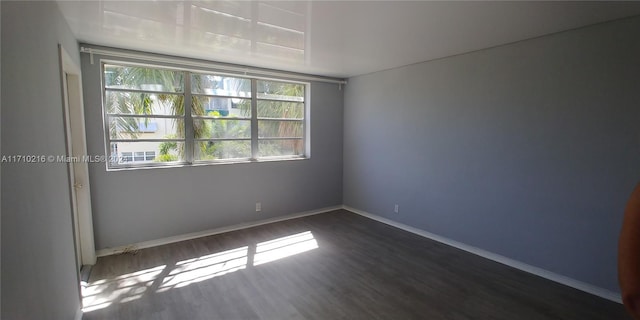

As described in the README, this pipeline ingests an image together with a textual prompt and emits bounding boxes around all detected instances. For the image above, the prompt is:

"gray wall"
[1,1,81,319]
[343,16,640,294]
[1,2,3,315]
[81,52,344,250]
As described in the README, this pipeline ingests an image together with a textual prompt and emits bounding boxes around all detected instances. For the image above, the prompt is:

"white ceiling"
[57,1,640,78]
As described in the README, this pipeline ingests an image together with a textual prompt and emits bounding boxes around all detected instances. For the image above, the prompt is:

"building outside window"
[103,62,308,169]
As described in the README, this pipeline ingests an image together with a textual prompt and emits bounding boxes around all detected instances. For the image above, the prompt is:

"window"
[120,152,133,162]
[104,64,185,166]
[119,151,156,163]
[191,73,252,161]
[145,151,156,161]
[103,62,307,169]
[256,80,305,157]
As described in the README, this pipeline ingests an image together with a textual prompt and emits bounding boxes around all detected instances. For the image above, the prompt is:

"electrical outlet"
[394,204,399,213]
[256,202,262,212]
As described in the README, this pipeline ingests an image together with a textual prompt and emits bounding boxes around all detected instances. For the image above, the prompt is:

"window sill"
[105,156,309,172]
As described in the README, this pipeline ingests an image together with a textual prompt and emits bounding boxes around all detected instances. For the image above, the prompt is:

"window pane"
[108,116,184,140]
[134,152,145,161]
[257,80,304,102]
[194,140,251,160]
[258,120,303,138]
[104,65,184,92]
[258,139,303,157]
[109,141,184,164]
[257,100,303,119]
[105,91,184,116]
[121,152,133,162]
[191,73,251,97]
[193,119,250,139]
[192,96,251,117]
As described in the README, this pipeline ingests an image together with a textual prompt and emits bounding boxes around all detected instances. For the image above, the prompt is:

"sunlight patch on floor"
[82,265,166,312]
[157,246,249,292]
[82,231,318,313]
[254,231,318,266]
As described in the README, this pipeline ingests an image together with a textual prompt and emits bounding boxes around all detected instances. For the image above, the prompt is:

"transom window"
[103,62,307,169]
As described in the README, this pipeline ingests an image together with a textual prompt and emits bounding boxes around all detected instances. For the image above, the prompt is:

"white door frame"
[59,44,97,267]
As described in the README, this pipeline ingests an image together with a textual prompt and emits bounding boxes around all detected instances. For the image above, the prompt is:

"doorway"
[59,45,96,273]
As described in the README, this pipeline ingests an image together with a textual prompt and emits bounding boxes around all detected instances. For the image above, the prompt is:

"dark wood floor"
[82,210,629,320]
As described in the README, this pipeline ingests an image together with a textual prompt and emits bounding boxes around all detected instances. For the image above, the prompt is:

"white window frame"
[102,60,309,170]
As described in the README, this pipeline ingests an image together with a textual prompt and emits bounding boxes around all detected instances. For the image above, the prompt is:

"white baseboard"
[96,205,342,257]
[74,307,83,320]
[94,204,621,304]
[342,205,622,304]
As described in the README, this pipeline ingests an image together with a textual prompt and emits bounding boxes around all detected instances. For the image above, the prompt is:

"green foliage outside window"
[105,64,305,164]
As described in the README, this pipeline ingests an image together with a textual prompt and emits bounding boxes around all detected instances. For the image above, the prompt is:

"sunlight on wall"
[82,231,318,313]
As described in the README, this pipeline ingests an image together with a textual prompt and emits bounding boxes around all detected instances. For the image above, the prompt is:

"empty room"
[3,1,640,319]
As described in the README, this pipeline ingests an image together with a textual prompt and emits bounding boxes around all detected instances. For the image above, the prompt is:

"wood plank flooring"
[82,210,630,320]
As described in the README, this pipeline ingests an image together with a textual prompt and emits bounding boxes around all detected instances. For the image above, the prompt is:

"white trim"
[342,205,622,304]
[60,45,97,267]
[74,307,83,320]
[94,204,622,303]
[96,205,342,257]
